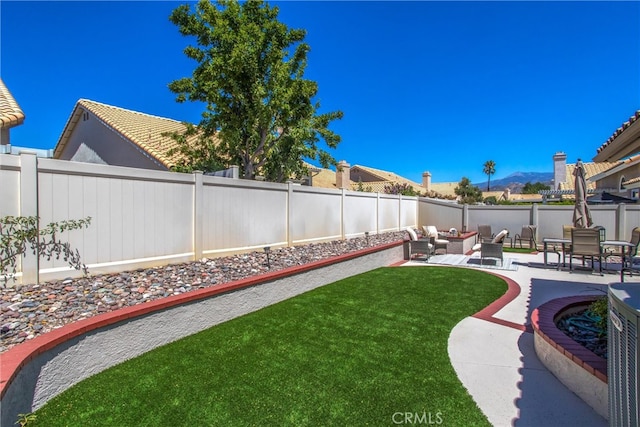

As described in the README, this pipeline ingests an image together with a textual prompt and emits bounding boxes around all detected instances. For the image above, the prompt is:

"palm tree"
[483,160,496,191]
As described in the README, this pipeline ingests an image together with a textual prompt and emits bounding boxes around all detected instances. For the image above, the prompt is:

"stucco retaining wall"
[0,242,403,426]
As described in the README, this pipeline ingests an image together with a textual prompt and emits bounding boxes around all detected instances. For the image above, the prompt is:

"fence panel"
[468,205,532,238]
[400,196,417,230]
[589,206,617,240]
[36,159,195,279]
[290,185,342,244]
[0,155,21,218]
[622,205,640,240]
[343,191,377,238]
[418,198,461,230]
[378,194,400,233]
[201,177,288,254]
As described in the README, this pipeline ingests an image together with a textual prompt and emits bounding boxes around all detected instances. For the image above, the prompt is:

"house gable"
[54,100,202,170]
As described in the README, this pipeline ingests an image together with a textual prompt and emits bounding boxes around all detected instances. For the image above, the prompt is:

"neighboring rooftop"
[54,99,202,169]
[0,78,25,131]
[558,161,619,192]
[593,110,640,162]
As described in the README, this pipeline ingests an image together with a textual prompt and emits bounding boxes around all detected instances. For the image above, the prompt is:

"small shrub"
[15,413,36,427]
[1,216,91,285]
[588,296,608,337]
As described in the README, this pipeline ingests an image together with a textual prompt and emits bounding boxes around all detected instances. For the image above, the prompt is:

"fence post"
[287,182,294,246]
[530,203,539,244]
[376,192,380,235]
[398,194,402,230]
[462,203,469,232]
[340,188,346,240]
[616,203,626,241]
[19,152,39,285]
[193,171,203,260]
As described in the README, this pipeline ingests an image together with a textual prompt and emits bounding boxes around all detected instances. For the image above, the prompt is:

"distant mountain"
[473,172,553,193]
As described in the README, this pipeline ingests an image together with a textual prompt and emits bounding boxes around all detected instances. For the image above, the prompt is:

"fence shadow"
[510,277,608,426]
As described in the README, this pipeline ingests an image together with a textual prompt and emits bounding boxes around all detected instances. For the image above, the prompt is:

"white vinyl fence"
[418,197,640,244]
[1,153,417,285]
[5,152,639,286]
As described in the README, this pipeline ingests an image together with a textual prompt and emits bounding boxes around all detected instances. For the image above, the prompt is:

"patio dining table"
[542,237,636,271]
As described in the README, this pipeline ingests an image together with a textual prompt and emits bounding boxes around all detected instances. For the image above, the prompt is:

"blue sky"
[2,1,639,184]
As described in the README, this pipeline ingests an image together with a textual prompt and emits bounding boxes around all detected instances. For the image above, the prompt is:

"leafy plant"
[383,182,417,196]
[588,296,608,337]
[0,216,92,285]
[483,160,496,191]
[15,412,36,427]
[166,0,343,180]
[484,196,498,205]
[522,181,551,194]
[455,177,483,204]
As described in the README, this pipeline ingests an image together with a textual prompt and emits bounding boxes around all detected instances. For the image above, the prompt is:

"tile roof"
[54,99,203,168]
[351,164,424,192]
[428,182,458,197]
[0,78,25,130]
[596,110,640,155]
[311,167,338,188]
[622,176,640,186]
[558,161,619,191]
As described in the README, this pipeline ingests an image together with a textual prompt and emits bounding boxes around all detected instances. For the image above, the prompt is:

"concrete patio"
[403,250,638,427]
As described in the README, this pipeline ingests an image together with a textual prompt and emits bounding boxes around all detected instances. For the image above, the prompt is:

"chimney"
[553,152,567,190]
[422,171,432,192]
[336,160,351,189]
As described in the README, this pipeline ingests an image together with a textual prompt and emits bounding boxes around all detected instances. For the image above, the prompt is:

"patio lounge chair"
[422,225,448,254]
[472,229,509,266]
[569,228,603,275]
[619,227,640,282]
[405,227,434,261]
[477,224,493,243]
[514,225,537,249]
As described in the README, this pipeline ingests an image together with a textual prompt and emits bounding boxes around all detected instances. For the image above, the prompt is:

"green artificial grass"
[503,246,537,253]
[31,267,507,427]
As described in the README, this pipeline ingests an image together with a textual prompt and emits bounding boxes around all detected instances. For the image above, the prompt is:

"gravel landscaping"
[1,231,406,353]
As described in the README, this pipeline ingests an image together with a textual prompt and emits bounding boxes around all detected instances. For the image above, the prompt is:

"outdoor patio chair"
[482,228,509,265]
[514,225,537,249]
[569,228,603,275]
[619,227,640,282]
[477,225,493,243]
[471,228,509,266]
[422,225,448,254]
[555,225,575,265]
[405,227,434,261]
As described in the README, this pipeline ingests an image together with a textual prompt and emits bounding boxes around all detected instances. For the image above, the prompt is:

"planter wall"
[531,296,608,419]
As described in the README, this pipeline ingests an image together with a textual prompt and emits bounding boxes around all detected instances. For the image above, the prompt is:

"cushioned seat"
[405,227,434,260]
[472,228,508,252]
[422,226,448,254]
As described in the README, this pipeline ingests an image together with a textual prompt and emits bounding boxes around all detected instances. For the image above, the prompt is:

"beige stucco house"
[54,99,458,196]
[543,112,640,202]
[324,160,457,197]
[54,99,199,170]
[589,111,640,199]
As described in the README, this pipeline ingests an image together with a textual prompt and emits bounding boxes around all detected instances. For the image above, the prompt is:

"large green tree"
[482,160,496,191]
[454,177,483,204]
[167,0,343,181]
[522,181,551,194]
